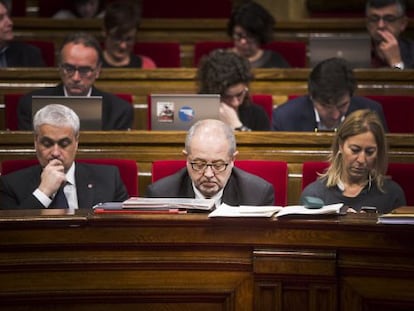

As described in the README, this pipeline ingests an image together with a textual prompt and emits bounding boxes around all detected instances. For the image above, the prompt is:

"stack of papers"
[208,203,344,218]
[208,204,282,217]
[122,197,215,211]
[377,206,414,225]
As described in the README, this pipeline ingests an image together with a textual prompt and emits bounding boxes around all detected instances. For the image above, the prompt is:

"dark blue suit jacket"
[4,41,45,67]
[146,167,274,206]
[271,95,388,132]
[0,162,128,209]
[17,84,133,130]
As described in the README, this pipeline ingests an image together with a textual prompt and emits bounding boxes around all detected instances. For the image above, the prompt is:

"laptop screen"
[309,34,371,68]
[31,96,103,131]
[149,94,220,130]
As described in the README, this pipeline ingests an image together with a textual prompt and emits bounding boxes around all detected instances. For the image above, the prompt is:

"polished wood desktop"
[0,209,413,311]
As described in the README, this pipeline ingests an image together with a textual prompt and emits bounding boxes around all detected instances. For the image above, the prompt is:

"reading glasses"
[190,161,229,172]
[60,63,96,78]
[367,14,403,24]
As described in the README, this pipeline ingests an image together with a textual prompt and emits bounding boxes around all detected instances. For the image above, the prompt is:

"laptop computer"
[149,94,220,130]
[31,96,103,131]
[308,34,371,68]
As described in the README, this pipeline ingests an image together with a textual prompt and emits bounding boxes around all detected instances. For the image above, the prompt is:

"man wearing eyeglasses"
[146,119,274,207]
[366,0,414,69]
[17,32,133,130]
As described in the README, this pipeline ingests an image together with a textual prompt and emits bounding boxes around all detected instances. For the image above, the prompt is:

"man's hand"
[38,159,67,197]
[376,29,403,67]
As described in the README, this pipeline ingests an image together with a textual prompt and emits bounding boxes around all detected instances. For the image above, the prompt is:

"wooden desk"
[2,68,414,130]
[0,209,413,311]
[1,131,414,204]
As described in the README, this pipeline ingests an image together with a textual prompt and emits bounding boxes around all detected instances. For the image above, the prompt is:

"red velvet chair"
[141,0,232,18]
[23,40,56,67]
[151,159,288,206]
[301,161,414,205]
[4,93,133,131]
[1,158,139,197]
[193,41,307,68]
[251,94,273,125]
[365,95,414,133]
[133,42,181,68]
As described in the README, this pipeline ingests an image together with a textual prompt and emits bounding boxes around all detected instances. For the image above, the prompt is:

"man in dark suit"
[366,0,414,69]
[0,104,128,210]
[146,119,274,206]
[0,0,45,67]
[272,57,388,132]
[17,32,133,130]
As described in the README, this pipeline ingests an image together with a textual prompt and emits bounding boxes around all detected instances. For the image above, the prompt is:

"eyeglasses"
[109,34,135,44]
[367,14,403,24]
[221,88,248,103]
[190,161,229,173]
[60,63,96,78]
[232,32,255,43]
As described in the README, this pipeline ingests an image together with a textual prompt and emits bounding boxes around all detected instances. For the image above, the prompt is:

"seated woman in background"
[53,0,105,19]
[300,109,406,214]
[197,49,270,131]
[227,0,290,68]
[101,0,156,68]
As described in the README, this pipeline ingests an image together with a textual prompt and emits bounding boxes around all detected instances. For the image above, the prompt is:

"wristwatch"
[393,62,405,70]
[234,125,251,132]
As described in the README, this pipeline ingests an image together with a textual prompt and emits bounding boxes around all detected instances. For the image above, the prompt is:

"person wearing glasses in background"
[272,58,388,132]
[227,0,290,68]
[17,32,133,131]
[101,0,156,68]
[197,49,270,131]
[146,119,274,207]
[366,0,414,69]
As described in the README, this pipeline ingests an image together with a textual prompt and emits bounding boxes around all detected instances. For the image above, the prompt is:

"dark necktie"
[50,186,69,209]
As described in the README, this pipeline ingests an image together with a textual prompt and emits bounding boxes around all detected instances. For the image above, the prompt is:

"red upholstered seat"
[365,95,414,133]
[193,41,307,67]
[23,40,56,67]
[141,0,232,18]
[251,94,273,125]
[1,158,138,196]
[4,93,133,131]
[302,161,413,205]
[133,42,181,68]
[151,159,288,206]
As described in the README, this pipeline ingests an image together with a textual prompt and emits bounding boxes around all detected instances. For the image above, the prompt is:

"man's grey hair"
[185,119,236,156]
[33,104,80,137]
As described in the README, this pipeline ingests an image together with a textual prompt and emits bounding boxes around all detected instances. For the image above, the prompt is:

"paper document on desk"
[274,203,344,217]
[122,197,215,211]
[208,203,282,217]
[377,206,414,224]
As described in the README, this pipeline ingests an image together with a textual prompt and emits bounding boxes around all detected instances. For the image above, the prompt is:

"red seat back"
[365,95,414,133]
[133,42,181,68]
[301,161,330,190]
[1,158,138,196]
[251,94,273,125]
[151,159,288,206]
[193,41,307,67]
[23,40,55,67]
[141,0,232,18]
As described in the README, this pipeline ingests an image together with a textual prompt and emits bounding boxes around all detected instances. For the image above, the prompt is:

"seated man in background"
[272,57,388,132]
[146,119,274,207]
[17,32,133,130]
[366,0,414,69]
[197,49,270,131]
[101,0,156,68]
[0,0,45,67]
[0,104,129,210]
